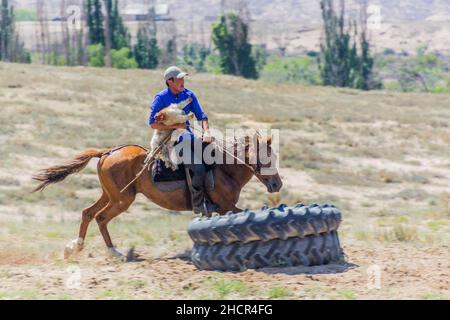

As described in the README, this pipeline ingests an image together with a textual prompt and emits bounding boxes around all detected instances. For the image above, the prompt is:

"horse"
[32,133,283,259]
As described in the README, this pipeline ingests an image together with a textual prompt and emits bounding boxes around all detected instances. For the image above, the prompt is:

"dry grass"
[0,62,449,299]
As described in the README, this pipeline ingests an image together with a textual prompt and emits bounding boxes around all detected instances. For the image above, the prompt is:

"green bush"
[15,9,37,21]
[133,27,159,69]
[111,48,138,69]
[383,48,396,56]
[376,46,450,93]
[252,45,268,75]
[182,43,210,72]
[261,56,321,85]
[211,14,258,79]
[205,54,222,74]
[431,77,450,93]
[87,44,105,67]
[48,52,66,66]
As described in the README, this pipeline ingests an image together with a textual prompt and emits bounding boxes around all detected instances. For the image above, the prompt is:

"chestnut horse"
[32,134,283,259]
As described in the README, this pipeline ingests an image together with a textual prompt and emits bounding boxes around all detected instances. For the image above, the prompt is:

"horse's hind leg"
[64,192,109,259]
[95,192,136,258]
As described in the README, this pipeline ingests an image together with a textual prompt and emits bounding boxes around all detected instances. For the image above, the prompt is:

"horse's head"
[247,134,283,193]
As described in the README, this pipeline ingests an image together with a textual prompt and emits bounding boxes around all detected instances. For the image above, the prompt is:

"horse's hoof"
[107,247,126,261]
[64,238,84,259]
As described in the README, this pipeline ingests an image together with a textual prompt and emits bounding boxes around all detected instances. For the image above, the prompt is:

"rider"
[149,66,216,215]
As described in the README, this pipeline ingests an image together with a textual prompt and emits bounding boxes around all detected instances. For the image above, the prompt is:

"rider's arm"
[187,92,211,140]
[149,95,165,126]
[201,120,210,132]
[189,92,208,123]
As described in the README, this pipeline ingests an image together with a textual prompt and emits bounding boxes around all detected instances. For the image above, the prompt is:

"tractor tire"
[188,204,342,246]
[191,231,343,271]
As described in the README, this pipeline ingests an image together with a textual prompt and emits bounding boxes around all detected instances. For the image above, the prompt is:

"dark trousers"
[175,138,210,208]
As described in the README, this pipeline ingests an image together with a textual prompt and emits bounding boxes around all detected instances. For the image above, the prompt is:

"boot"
[191,186,217,216]
[193,200,217,216]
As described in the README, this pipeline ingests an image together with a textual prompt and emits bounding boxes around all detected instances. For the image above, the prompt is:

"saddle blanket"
[152,159,186,182]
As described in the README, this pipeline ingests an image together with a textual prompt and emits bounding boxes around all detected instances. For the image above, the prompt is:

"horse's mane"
[218,135,253,153]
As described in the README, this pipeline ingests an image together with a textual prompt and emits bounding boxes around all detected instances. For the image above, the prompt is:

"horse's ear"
[257,135,272,145]
[255,129,262,138]
[254,130,262,145]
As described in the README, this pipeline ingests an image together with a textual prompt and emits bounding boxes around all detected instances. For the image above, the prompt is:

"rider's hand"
[202,130,214,143]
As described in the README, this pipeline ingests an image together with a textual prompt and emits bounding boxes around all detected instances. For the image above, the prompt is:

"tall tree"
[356,1,378,90]
[133,26,159,69]
[211,13,257,79]
[87,0,131,67]
[36,0,49,64]
[109,0,130,50]
[78,0,88,65]
[182,43,210,72]
[102,0,112,67]
[87,0,130,50]
[166,37,177,65]
[0,0,30,63]
[87,0,104,45]
[318,0,378,90]
[60,0,70,65]
[0,0,12,61]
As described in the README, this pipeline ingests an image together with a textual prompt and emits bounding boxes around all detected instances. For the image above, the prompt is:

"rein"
[189,126,259,174]
[119,127,260,193]
[119,134,171,193]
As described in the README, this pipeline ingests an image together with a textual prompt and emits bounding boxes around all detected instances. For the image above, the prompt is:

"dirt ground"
[0,164,448,299]
[0,62,449,299]
[0,232,448,300]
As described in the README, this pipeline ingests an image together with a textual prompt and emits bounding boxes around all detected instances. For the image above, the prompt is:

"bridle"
[190,126,262,175]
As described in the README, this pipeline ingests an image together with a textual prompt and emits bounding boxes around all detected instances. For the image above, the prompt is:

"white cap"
[164,66,188,81]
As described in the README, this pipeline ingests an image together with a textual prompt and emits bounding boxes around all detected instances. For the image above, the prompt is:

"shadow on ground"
[152,249,358,275]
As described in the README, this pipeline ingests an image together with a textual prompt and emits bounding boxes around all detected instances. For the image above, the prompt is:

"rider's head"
[164,66,188,94]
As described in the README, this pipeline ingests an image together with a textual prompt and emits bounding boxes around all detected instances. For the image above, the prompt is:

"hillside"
[0,62,449,299]
[13,0,450,23]
[12,0,450,55]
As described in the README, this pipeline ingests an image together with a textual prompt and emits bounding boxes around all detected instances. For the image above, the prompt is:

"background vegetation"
[1,0,447,93]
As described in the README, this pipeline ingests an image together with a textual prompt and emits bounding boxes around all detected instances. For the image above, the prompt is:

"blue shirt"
[149,88,208,141]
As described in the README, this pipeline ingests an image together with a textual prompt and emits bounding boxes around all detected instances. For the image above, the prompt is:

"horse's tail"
[32,148,110,193]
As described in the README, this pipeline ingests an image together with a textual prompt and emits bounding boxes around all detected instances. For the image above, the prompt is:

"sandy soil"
[0,62,449,300]
[0,239,448,300]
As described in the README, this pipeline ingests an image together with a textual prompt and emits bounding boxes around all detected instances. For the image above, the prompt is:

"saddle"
[151,159,215,193]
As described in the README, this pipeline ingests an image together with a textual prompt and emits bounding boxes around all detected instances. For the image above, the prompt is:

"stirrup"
[193,201,217,216]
